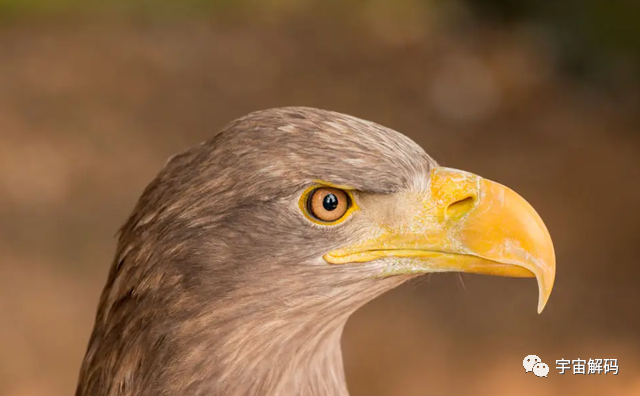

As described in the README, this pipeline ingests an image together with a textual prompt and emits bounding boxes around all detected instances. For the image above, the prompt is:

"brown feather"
[75,107,437,396]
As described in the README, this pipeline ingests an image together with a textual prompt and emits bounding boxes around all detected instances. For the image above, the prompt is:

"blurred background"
[1,1,639,395]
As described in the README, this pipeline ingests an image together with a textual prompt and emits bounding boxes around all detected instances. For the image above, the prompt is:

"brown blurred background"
[1,1,639,395]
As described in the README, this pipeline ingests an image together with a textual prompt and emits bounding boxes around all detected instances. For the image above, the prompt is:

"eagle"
[75,107,555,396]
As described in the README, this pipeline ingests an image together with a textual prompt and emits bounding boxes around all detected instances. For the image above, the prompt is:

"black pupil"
[323,194,339,211]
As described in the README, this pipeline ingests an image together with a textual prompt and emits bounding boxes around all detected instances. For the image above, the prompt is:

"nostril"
[446,196,476,218]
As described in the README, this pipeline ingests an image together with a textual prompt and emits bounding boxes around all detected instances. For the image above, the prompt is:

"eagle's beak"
[324,167,556,313]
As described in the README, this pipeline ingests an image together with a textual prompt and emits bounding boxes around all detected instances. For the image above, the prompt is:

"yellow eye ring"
[298,182,359,225]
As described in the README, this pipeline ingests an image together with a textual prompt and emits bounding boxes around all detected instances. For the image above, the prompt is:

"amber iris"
[308,187,349,222]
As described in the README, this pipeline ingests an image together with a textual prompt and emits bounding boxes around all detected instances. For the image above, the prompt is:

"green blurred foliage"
[460,0,640,84]
[0,0,222,16]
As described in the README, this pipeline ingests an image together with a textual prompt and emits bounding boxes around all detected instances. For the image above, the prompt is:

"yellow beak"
[324,167,556,313]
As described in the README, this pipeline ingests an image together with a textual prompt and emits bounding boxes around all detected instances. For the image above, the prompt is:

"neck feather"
[76,252,408,396]
[209,319,350,396]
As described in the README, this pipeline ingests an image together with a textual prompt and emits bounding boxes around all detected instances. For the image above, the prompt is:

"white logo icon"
[533,362,550,377]
[523,355,549,378]
[523,355,541,372]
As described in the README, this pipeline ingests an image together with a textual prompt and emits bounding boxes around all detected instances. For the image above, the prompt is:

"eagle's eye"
[307,187,350,223]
